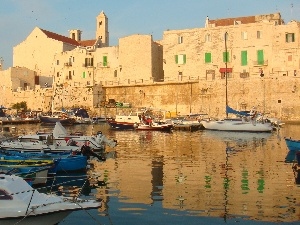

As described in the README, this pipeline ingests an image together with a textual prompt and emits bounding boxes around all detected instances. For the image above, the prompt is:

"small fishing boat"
[0,158,56,186]
[135,122,173,132]
[0,174,101,225]
[0,150,88,173]
[0,139,81,153]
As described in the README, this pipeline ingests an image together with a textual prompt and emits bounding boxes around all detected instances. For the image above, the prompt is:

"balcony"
[253,60,268,66]
[240,72,249,78]
[64,62,72,67]
[97,62,110,68]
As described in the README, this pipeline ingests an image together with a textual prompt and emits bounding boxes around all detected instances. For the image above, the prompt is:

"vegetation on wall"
[11,101,28,111]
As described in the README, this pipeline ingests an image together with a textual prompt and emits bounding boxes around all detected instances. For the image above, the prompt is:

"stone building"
[0,11,300,120]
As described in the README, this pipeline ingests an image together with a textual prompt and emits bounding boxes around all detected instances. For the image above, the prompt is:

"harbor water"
[7,122,300,225]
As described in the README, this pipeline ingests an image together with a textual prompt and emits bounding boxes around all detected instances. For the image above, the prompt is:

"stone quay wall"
[101,76,300,122]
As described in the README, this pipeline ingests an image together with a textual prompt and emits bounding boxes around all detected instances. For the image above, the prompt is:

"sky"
[1,0,300,69]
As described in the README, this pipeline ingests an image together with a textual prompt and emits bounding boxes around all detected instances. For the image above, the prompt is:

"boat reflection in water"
[202,130,272,149]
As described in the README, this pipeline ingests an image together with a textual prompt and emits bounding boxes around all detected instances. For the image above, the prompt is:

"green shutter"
[205,52,211,63]
[103,56,107,66]
[175,55,178,64]
[257,50,264,65]
[241,51,247,66]
[223,52,229,63]
[82,71,85,78]
[292,33,295,42]
[183,54,186,64]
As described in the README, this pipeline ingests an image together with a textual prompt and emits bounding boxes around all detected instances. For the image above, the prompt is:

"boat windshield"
[0,189,13,200]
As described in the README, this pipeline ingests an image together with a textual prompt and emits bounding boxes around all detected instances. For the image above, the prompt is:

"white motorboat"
[0,139,81,153]
[17,122,117,151]
[0,174,101,225]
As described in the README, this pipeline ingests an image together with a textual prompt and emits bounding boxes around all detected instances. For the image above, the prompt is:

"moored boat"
[284,137,300,151]
[107,112,141,130]
[0,150,89,173]
[0,174,101,225]
[0,139,81,153]
[39,115,75,125]
[17,121,117,151]
[135,121,173,132]
[0,158,57,186]
[201,117,273,132]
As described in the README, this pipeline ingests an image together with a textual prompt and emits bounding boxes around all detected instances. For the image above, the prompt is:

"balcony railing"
[253,60,268,66]
[64,62,72,67]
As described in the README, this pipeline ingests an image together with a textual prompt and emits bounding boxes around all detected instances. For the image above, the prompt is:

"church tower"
[96,11,109,47]
[69,29,82,41]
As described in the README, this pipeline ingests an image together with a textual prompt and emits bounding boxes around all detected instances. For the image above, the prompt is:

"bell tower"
[69,29,82,41]
[96,11,109,47]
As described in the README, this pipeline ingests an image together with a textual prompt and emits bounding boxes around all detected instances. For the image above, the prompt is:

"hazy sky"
[1,0,299,69]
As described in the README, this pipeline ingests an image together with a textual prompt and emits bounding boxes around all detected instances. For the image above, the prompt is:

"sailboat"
[201,32,273,133]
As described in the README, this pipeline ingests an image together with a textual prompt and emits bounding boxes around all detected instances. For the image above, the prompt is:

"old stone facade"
[0,11,300,120]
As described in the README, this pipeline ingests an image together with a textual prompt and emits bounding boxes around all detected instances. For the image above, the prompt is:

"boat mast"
[225,32,228,118]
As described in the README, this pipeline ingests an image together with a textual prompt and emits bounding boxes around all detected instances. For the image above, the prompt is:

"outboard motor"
[81,145,106,161]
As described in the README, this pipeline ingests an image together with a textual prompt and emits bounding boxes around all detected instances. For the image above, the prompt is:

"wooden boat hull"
[136,124,173,132]
[107,121,138,130]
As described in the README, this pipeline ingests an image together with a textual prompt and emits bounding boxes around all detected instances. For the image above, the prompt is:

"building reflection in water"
[68,124,300,223]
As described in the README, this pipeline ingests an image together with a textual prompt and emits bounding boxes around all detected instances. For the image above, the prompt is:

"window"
[241,51,247,66]
[241,31,248,40]
[257,31,262,39]
[223,51,229,63]
[286,33,295,43]
[175,54,186,64]
[56,72,59,77]
[205,52,212,63]
[56,60,59,65]
[178,36,183,44]
[68,71,72,80]
[257,50,264,65]
[0,189,12,200]
[85,58,94,67]
[103,56,107,66]
[205,34,211,42]
[178,72,183,81]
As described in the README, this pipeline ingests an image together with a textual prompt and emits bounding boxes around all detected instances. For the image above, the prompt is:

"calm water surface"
[12,123,300,225]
